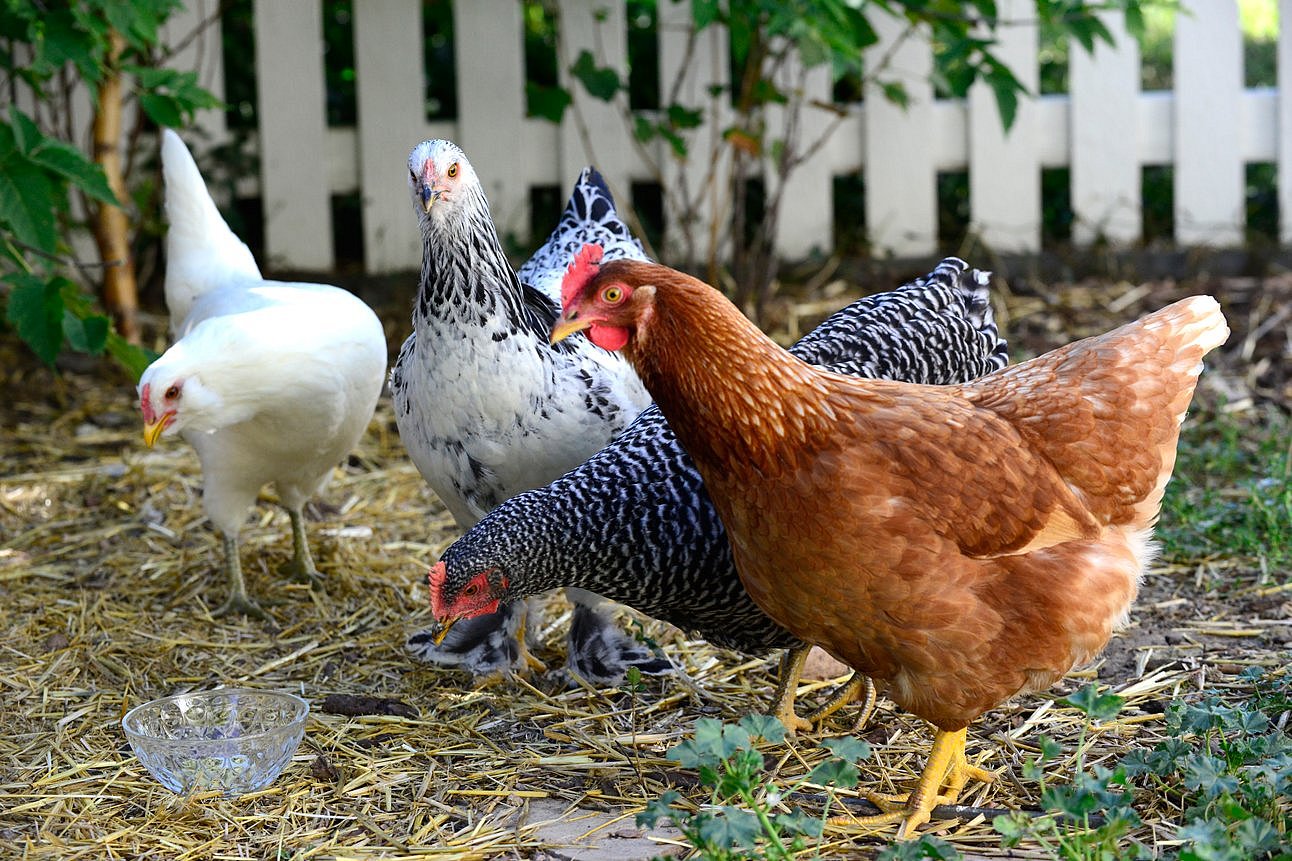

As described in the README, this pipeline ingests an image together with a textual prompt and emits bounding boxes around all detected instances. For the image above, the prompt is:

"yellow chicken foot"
[805,673,877,731]
[513,603,547,673]
[277,507,323,586]
[214,534,271,620]
[770,647,814,734]
[832,727,994,839]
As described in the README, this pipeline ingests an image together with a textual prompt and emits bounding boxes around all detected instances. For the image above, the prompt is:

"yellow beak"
[142,417,168,448]
[431,617,459,646]
[550,315,592,345]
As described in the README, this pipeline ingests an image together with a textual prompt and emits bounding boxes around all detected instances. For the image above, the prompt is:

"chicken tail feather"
[965,295,1229,531]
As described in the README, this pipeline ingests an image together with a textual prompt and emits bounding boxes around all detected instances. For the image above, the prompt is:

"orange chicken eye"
[164,385,180,400]
[447,163,459,178]
[602,286,624,304]
[463,582,479,596]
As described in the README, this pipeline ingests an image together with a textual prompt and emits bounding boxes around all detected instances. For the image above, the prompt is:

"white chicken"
[138,130,387,618]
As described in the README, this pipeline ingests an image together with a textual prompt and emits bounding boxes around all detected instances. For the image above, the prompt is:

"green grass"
[1159,407,1292,572]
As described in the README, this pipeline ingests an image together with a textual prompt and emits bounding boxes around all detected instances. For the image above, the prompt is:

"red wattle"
[589,324,629,352]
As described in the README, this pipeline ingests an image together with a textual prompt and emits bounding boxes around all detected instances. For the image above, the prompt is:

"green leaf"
[773,808,823,838]
[635,791,679,829]
[29,137,118,205]
[570,50,620,102]
[526,83,571,124]
[105,330,158,381]
[0,153,59,256]
[1063,684,1125,722]
[821,736,871,763]
[696,806,761,849]
[4,272,66,365]
[63,310,109,355]
[877,833,965,860]
[9,106,41,153]
[879,80,909,109]
[691,0,719,30]
[632,114,658,143]
[737,713,786,743]
[807,757,858,788]
[138,92,184,129]
[1037,734,1062,762]
[665,102,704,131]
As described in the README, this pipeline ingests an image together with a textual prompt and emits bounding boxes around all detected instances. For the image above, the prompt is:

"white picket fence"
[164,0,1291,275]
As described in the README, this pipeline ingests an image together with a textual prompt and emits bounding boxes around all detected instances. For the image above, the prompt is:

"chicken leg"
[214,534,270,620]
[276,506,323,586]
[770,648,878,735]
[833,726,994,838]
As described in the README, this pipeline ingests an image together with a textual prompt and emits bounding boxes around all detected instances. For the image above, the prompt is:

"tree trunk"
[91,29,140,345]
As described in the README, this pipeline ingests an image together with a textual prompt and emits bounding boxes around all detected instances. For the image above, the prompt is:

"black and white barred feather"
[389,140,650,528]
[422,258,1009,656]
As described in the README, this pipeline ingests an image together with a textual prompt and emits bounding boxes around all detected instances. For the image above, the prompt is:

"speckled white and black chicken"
[426,258,1010,725]
[138,130,387,619]
[392,139,666,682]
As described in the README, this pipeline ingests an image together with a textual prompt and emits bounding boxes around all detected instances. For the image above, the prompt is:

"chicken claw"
[771,649,878,735]
[276,508,323,586]
[833,727,994,839]
[212,535,273,620]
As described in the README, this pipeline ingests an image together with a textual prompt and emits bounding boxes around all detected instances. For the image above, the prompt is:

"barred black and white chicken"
[392,139,665,681]
[138,130,387,618]
[426,258,1010,725]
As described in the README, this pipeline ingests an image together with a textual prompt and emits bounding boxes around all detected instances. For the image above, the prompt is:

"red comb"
[428,561,447,618]
[561,243,604,312]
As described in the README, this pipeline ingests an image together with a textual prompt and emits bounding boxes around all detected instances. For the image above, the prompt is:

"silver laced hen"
[392,139,664,681]
[425,259,1009,725]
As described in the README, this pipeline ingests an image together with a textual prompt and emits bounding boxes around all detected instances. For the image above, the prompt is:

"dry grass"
[0,273,1287,859]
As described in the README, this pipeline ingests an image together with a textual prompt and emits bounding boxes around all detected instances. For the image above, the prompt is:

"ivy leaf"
[570,50,620,102]
[5,273,66,366]
[525,83,571,124]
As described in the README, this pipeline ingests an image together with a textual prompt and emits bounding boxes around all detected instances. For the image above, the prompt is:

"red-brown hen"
[551,246,1228,838]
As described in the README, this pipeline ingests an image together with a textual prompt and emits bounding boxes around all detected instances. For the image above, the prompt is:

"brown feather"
[558,262,1228,731]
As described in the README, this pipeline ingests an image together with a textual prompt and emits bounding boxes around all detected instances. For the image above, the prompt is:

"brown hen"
[552,245,1228,838]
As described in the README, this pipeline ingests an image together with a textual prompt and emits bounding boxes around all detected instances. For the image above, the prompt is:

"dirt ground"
[0,264,1288,859]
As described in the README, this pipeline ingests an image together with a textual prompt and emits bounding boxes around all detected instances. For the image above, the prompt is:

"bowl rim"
[121,687,309,742]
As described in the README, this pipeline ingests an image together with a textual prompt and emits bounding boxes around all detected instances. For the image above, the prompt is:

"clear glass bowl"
[122,688,309,797]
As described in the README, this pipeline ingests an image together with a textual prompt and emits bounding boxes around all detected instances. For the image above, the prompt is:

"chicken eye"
[602,286,624,304]
[463,582,479,597]
[164,385,180,401]
[447,163,459,179]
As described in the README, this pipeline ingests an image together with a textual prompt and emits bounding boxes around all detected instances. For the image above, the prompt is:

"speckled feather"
[431,259,1008,655]
[389,141,650,528]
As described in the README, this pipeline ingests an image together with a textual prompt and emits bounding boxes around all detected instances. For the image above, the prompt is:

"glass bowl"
[122,688,308,797]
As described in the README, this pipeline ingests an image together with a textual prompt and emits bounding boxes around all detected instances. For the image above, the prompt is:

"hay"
[0,273,1286,858]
